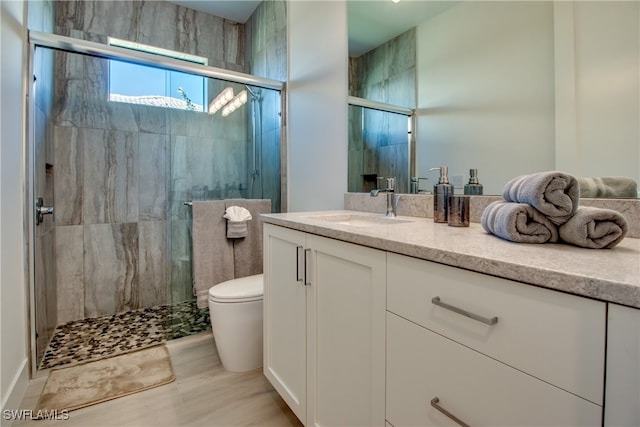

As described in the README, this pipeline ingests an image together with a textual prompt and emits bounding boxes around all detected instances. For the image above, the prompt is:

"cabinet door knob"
[431,296,498,326]
[430,397,470,427]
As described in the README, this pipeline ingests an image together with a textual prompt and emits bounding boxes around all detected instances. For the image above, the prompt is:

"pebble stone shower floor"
[39,301,211,370]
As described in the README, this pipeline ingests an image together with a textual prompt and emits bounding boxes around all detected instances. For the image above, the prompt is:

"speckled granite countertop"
[262,210,640,309]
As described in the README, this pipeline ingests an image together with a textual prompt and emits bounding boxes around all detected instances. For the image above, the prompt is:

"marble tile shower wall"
[50,0,250,322]
[245,0,287,211]
[348,29,416,194]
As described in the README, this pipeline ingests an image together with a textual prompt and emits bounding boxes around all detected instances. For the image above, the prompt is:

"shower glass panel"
[168,80,282,305]
[31,45,282,369]
[348,104,412,194]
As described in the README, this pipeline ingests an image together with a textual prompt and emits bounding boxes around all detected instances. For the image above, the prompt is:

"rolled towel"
[559,207,628,249]
[502,171,579,225]
[577,176,638,199]
[481,201,559,244]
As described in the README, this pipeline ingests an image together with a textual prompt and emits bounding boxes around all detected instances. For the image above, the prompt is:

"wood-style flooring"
[14,332,303,427]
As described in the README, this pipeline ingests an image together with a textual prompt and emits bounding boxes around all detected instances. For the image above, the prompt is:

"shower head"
[245,85,262,100]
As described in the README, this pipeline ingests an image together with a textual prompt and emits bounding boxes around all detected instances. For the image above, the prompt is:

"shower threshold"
[39,301,210,370]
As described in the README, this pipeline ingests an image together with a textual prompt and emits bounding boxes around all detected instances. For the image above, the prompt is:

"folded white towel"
[224,206,252,238]
[223,206,252,222]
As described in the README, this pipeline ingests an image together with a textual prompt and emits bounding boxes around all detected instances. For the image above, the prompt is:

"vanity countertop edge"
[261,210,640,309]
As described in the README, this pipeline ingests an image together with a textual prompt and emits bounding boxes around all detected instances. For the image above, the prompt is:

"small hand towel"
[558,207,628,249]
[502,171,579,225]
[577,177,638,199]
[223,206,252,238]
[481,201,559,244]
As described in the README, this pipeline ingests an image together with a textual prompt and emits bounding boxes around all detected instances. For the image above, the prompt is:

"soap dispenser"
[464,168,484,195]
[429,167,454,223]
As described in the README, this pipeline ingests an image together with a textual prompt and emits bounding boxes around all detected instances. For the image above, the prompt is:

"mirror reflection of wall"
[417,1,555,195]
[349,1,639,197]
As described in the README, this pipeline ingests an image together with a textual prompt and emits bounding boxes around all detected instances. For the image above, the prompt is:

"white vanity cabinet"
[605,303,640,426]
[263,215,637,427]
[386,253,606,427]
[263,223,386,427]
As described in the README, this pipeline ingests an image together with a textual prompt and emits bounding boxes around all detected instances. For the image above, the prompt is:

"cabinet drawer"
[386,313,602,427]
[387,253,605,404]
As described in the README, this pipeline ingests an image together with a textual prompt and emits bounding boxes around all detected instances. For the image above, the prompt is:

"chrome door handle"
[431,397,470,427]
[35,197,54,225]
[303,248,311,286]
[431,296,498,326]
[296,245,303,282]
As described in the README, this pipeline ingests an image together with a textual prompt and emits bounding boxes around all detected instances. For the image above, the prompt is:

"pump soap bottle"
[464,168,483,195]
[429,167,454,223]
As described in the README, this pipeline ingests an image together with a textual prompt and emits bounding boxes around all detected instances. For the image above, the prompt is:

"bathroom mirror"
[348,0,639,197]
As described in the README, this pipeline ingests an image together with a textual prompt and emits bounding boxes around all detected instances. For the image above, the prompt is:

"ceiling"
[347,1,457,56]
[168,0,262,23]
[167,0,457,57]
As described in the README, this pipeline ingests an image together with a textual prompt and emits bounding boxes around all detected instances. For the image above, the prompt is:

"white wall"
[1,0,30,421]
[287,0,348,211]
[416,1,556,195]
[554,1,639,187]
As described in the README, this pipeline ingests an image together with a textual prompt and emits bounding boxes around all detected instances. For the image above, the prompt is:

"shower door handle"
[35,197,54,225]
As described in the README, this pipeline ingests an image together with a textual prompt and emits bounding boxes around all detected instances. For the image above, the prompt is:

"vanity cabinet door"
[263,224,307,424]
[605,303,640,426]
[386,312,602,427]
[264,225,386,427]
[306,234,386,427]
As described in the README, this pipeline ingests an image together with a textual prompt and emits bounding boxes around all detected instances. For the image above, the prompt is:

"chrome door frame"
[25,31,286,377]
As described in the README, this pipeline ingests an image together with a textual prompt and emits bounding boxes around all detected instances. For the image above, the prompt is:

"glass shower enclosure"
[348,96,415,194]
[27,31,284,373]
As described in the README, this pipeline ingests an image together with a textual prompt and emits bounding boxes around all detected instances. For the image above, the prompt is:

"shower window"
[108,38,208,112]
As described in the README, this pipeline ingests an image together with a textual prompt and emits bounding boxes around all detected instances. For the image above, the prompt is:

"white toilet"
[208,274,264,372]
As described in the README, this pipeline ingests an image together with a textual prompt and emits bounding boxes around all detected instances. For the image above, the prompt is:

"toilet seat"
[209,274,264,303]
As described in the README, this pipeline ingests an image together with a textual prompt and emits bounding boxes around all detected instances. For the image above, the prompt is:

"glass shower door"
[29,40,284,371]
[348,102,414,194]
[31,44,57,368]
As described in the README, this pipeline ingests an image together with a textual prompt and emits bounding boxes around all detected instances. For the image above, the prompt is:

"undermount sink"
[307,213,413,227]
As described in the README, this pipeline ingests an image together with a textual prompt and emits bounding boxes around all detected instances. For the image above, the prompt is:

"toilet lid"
[209,274,264,302]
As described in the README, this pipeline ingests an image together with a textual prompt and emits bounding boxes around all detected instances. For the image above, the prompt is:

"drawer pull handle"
[431,296,498,326]
[431,397,470,427]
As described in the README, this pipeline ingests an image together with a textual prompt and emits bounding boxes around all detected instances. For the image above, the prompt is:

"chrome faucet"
[370,177,399,217]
